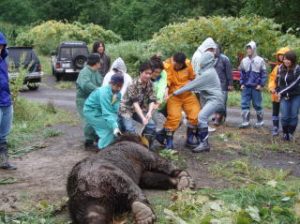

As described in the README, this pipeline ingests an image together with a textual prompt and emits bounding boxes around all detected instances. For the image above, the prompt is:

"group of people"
[1,30,299,172]
[76,37,300,153]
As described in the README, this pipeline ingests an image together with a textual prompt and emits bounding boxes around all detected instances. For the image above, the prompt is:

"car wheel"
[73,55,87,70]
[27,83,39,90]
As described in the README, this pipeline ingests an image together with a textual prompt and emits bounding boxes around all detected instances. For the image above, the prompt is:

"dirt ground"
[1,75,300,216]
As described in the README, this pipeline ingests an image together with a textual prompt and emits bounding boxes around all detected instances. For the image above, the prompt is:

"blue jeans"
[119,113,156,134]
[280,95,300,127]
[241,87,263,112]
[0,105,13,144]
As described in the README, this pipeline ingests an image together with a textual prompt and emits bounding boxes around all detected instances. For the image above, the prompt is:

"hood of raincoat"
[197,37,217,54]
[275,47,290,59]
[110,57,127,73]
[0,32,8,59]
[198,51,216,74]
[246,40,257,57]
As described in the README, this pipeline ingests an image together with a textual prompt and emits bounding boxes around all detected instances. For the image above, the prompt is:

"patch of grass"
[0,198,69,224]
[0,177,17,185]
[8,98,78,155]
[227,90,272,109]
[43,129,63,138]
[159,149,186,168]
[39,55,52,76]
[55,81,75,90]
[210,159,290,186]
[152,180,300,223]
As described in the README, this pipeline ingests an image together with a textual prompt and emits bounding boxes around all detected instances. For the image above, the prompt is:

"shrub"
[150,16,300,67]
[106,41,156,76]
[15,20,122,55]
[0,22,29,46]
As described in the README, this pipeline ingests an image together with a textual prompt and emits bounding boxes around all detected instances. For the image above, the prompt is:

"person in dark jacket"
[0,32,17,170]
[239,41,267,128]
[277,50,300,141]
[213,45,233,125]
[92,41,111,76]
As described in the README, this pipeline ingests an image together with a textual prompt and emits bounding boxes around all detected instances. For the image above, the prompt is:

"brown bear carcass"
[67,135,194,224]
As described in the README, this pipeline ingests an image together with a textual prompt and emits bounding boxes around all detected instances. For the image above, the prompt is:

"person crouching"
[83,73,124,150]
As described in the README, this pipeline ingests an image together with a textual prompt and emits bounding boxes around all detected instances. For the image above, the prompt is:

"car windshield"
[59,47,88,60]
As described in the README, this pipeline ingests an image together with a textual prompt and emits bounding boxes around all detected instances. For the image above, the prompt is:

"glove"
[113,128,122,137]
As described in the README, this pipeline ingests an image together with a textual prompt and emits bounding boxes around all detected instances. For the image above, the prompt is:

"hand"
[142,117,149,126]
[113,128,122,137]
[240,85,245,90]
[256,85,262,91]
[277,93,281,100]
[228,85,234,91]
[270,89,276,94]
[145,112,152,120]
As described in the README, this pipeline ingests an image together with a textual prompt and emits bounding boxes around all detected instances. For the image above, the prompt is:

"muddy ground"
[1,75,300,216]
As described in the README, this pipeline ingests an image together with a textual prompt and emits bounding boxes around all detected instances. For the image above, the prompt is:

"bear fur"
[67,135,194,224]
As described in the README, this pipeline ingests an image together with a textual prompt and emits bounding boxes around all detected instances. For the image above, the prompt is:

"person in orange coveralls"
[156,52,200,150]
[268,47,290,136]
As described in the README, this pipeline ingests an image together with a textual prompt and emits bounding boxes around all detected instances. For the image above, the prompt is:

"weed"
[43,129,63,138]
[0,177,17,185]
[55,81,75,90]
[8,98,77,154]
[39,55,52,76]
[210,159,290,186]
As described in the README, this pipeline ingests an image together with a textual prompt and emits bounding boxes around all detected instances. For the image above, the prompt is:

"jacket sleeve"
[259,60,267,86]
[268,66,278,92]
[155,70,168,103]
[99,90,120,130]
[173,76,203,96]
[188,63,195,80]
[77,71,98,95]
[224,57,233,86]
[279,68,300,95]
[239,60,246,85]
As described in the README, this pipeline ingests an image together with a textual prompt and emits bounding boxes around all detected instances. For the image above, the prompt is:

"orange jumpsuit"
[163,58,200,131]
[268,47,290,102]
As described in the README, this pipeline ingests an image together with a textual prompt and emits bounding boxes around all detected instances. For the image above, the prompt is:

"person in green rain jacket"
[76,53,103,149]
[83,73,124,149]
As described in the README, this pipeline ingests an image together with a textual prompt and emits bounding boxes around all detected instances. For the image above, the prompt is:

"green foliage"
[106,41,155,75]
[0,22,29,45]
[157,181,300,223]
[8,98,76,153]
[228,90,272,109]
[150,16,300,66]
[16,20,121,55]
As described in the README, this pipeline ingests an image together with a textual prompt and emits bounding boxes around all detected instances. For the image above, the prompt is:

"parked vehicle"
[51,41,89,81]
[7,47,42,90]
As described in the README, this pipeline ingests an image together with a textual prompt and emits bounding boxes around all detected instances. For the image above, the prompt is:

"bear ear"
[140,136,149,149]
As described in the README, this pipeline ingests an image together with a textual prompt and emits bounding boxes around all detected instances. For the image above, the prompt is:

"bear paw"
[176,171,195,190]
[132,201,156,224]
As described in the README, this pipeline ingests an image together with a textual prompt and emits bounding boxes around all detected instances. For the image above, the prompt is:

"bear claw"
[132,201,156,224]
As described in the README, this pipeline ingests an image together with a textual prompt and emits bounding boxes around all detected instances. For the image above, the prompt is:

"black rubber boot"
[165,130,174,150]
[156,128,166,145]
[0,143,17,170]
[142,128,156,150]
[282,126,290,141]
[185,126,198,148]
[192,127,210,153]
[271,116,279,136]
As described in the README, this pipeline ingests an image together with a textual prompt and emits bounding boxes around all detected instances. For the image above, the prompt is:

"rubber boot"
[239,110,250,128]
[0,143,17,170]
[254,111,264,128]
[271,116,279,136]
[165,130,174,150]
[142,128,156,151]
[192,127,210,153]
[156,128,166,145]
[289,125,297,141]
[185,126,198,148]
[282,126,290,141]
